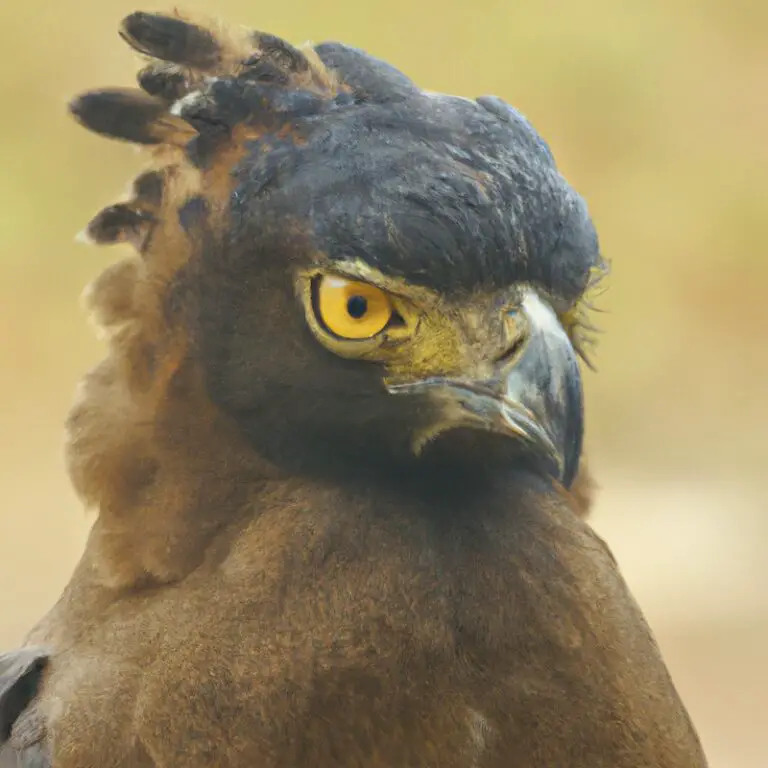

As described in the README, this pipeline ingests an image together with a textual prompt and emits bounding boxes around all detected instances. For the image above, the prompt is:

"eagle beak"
[386,289,584,488]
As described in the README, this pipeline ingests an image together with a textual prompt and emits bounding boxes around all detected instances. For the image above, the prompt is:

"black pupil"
[346,295,368,319]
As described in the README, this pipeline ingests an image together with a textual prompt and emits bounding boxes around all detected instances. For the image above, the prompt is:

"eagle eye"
[312,275,395,340]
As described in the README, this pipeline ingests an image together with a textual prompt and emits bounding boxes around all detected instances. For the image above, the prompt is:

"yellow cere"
[316,276,394,339]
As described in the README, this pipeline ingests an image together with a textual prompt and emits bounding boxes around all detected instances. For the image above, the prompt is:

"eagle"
[0,10,707,767]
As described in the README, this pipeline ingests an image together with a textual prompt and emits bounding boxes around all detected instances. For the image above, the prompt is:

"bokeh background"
[1,0,766,763]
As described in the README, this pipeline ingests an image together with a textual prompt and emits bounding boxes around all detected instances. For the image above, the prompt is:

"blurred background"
[1,0,766,763]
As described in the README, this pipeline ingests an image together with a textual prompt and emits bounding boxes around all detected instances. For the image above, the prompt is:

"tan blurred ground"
[1,0,766,764]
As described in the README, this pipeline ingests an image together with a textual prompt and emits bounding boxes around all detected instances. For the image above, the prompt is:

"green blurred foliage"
[2,0,766,483]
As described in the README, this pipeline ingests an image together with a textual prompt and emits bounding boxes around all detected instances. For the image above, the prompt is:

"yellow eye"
[314,275,394,339]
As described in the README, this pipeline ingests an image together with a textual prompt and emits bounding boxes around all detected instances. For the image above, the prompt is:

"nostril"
[494,335,526,365]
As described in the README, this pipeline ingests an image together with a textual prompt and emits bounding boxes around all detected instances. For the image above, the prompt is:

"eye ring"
[311,274,397,340]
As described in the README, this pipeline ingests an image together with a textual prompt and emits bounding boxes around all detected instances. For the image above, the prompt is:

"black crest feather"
[69,88,197,145]
[120,12,223,70]
[84,204,155,246]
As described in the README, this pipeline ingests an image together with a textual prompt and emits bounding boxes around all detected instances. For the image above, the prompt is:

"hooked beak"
[386,289,584,488]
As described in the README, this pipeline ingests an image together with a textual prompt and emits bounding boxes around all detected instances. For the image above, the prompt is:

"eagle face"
[69,11,605,497]
[194,93,599,491]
